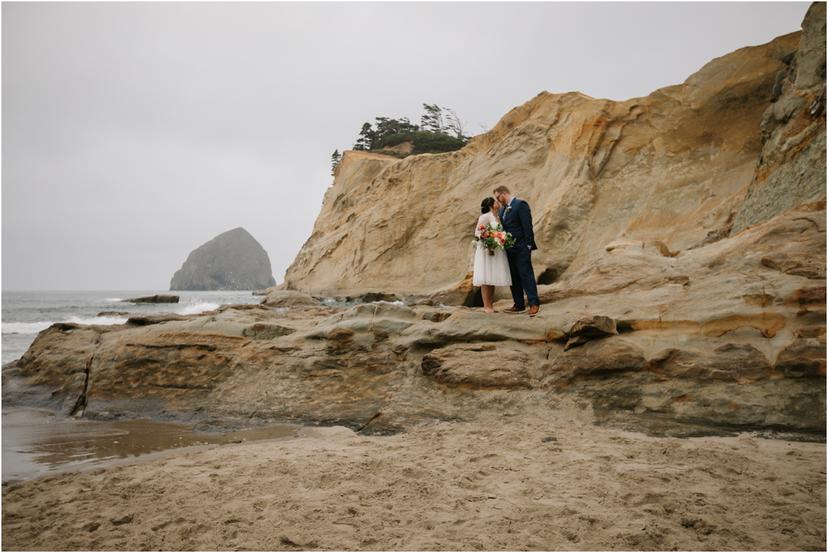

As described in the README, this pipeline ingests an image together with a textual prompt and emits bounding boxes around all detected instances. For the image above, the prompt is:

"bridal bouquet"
[474,223,516,255]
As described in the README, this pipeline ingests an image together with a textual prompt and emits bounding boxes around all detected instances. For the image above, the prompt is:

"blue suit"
[499,198,539,308]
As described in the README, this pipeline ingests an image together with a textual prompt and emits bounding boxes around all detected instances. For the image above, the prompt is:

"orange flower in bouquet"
[473,223,516,255]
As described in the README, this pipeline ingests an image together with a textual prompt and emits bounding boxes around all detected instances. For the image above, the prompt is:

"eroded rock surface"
[3,286,824,436]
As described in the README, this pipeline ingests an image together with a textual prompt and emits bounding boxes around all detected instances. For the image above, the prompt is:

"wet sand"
[2,408,300,482]
[2,402,825,551]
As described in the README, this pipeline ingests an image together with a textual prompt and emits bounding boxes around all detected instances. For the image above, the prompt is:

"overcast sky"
[2,1,810,291]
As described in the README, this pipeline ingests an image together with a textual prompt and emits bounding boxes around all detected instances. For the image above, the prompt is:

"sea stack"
[170,227,276,291]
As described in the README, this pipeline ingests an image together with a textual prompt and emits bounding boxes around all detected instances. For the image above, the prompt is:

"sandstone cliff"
[170,227,276,291]
[286,8,823,297]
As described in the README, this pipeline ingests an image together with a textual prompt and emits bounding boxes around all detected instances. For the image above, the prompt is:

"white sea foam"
[372,300,406,306]
[3,316,129,335]
[103,297,124,302]
[177,302,221,315]
[66,316,129,326]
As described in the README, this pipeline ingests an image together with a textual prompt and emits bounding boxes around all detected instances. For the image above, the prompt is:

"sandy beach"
[3,401,825,551]
[3,3,825,552]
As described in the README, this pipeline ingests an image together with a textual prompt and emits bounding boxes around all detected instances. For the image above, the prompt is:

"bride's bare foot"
[484,307,495,314]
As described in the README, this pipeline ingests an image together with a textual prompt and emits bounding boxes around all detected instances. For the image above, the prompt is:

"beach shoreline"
[3,403,825,551]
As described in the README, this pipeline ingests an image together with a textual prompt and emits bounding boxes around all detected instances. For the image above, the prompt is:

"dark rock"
[97,311,129,316]
[537,268,559,285]
[242,323,295,340]
[421,311,452,323]
[110,514,134,526]
[50,322,81,331]
[217,303,274,313]
[462,288,484,308]
[565,315,619,350]
[122,294,179,304]
[170,227,276,291]
[357,292,401,303]
[785,286,826,307]
[126,314,189,326]
[325,327,356,355]
[775,336,826,377]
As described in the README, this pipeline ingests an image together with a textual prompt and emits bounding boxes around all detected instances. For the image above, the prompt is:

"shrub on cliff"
[373,131,468,154]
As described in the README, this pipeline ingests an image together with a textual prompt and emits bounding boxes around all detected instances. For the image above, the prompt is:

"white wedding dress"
[472,212,512,286]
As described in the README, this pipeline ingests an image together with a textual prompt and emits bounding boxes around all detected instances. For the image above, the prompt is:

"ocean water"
[1,290,263,365]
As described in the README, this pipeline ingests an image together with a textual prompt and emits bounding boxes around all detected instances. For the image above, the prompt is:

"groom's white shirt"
[505,196,515,219]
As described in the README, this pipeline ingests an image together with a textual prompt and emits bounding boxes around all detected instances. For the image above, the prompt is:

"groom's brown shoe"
[528,305,540,317]
[503,305,526,314]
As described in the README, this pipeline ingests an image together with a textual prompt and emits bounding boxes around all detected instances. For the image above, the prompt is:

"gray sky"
[2,1,810,291]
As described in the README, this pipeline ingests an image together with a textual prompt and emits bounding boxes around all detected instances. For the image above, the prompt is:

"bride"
[473,197,512,313]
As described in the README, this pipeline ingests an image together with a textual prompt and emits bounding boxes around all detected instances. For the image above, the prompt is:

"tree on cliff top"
[420,104,465,139]
[330,149,342,175]
[348,103,469,157]
[420,103,444,133]
[353,122,375,151]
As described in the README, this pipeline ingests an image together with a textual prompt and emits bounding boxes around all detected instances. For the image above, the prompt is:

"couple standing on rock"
[473,185,540,316]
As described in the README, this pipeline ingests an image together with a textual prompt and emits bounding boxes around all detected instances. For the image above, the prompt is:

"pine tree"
[444,108,466,139]
[374,116,419,143]
[420,103,444,133]
[354,122,374,150]
[330,149,342,175]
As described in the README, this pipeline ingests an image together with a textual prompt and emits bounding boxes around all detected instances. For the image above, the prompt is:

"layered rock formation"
[3,6,825,439]
[3,289,823,436]
[170,227,276,291]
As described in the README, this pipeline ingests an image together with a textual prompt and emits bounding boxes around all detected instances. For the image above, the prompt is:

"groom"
[493,185,540,316]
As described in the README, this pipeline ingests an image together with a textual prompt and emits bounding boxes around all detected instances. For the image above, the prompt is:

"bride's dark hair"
[480,197,495,214]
